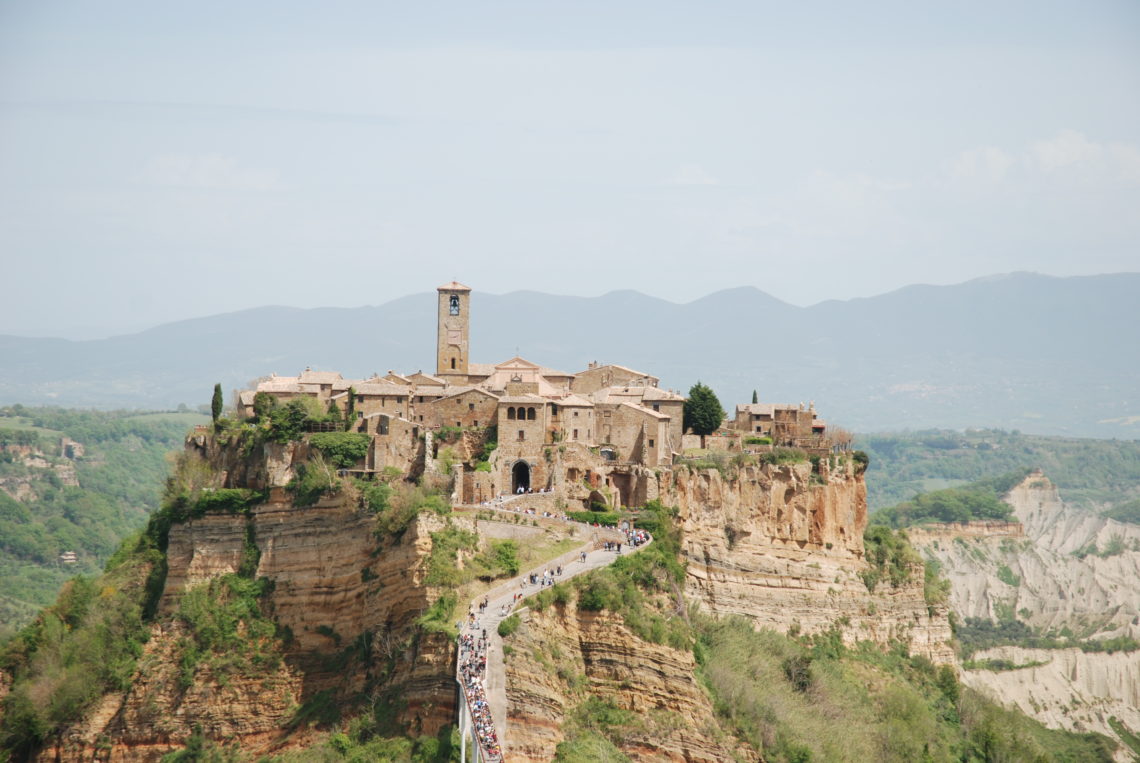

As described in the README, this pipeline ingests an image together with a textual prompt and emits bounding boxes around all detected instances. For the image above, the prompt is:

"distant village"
[237,282,832,509]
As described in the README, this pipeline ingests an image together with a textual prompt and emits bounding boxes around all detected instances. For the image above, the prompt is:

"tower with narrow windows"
[436,281,471,378]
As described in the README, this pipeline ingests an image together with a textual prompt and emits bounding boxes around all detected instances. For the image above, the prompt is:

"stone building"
[237,281,831,510]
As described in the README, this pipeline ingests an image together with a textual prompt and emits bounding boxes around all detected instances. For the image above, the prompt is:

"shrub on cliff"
[309,432,370,469]
[286,455,342,507]
[860,526,922,592]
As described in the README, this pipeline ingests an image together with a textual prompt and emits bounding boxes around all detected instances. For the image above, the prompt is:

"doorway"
[512,461,531,493]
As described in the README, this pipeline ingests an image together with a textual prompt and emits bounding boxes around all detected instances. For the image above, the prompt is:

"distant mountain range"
[1,272,1137,438]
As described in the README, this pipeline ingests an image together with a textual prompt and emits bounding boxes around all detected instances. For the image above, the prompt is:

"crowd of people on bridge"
[458,625,502,761]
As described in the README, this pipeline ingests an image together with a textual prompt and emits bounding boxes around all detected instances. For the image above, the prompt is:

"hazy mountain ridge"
[1,272,1137,437]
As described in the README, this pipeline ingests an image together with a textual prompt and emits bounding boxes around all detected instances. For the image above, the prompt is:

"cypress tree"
[211,383,224,430]
[752,389,759,404]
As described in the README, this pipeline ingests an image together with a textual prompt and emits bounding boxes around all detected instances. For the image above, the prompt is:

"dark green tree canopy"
[211,383,223,424]
[683,382,725,436]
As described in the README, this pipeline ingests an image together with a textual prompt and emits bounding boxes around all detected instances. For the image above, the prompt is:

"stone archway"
[512,460,531,494]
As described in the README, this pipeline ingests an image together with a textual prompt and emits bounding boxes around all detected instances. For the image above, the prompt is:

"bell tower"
[436,281,471,378]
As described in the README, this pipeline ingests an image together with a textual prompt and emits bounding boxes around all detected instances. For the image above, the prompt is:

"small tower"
[436,281,471,378]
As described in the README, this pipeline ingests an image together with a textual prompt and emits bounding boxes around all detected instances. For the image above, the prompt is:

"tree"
[344,386,357,432]
[683,382,725,437]
[752,390,758,404]
[211,384,223,428]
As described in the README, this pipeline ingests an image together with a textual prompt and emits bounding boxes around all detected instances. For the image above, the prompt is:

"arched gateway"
[511,461,531,494]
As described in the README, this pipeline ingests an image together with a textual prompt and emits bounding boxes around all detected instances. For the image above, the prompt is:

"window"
[449,294,460,315]
[527,407,536,420]
[357,395,364,403]
[649,439,655,447]
[469,403,475,411]
[451,357,456,370]
[551,404,558,416]
[518,430,525,441]
[573,429,579,439]
[573,411,579,417]
[652,403,659,411]
[507,407,516,420]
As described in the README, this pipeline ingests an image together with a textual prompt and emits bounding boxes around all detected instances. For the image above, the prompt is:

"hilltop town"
[238,281,832,510]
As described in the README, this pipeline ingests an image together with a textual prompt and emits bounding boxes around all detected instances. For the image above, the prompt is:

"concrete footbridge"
[451,503,653,762]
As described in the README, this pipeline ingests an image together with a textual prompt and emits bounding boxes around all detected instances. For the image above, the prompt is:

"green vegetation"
[996,564,1020,587]
[1108,717,1140,758]
[497,613,520,638]
[860,526,922,592]
[955,617,1140,658]
[567,510,623,526]
[695,615,1115,762]
[559,501,690,650]
[682,382,724,437]
[0,526,163,758]
[424,525,479,586]
[857,429,1140,511]
[371,482,450,540]
[174,575,280,689]
[552,698,634,762]
[0,405,206,630]
[211,383,224,428]
[1103,497,1140,524]
[759,447,810,466]
[286,455,341,507]
[308,432,370,468]
[870,473,1022,528]
[744,435,772,445]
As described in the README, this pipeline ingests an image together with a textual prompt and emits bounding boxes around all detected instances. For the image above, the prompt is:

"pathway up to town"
[452,498,653,761]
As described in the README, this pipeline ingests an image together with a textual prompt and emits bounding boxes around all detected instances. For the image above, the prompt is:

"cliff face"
[38,438,461,762]
[503,599,747,762]
[664,461,954,663]
[912,472,1140,640]
[962,646,1140,763]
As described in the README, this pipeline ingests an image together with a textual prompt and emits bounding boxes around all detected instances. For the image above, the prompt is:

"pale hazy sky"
[2,1,1138,338]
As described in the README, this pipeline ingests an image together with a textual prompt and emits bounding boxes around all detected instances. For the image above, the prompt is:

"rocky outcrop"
[663,461,954,663]
[503,599,747,762]
[913,472,1140,640]
[962,646,1140,761]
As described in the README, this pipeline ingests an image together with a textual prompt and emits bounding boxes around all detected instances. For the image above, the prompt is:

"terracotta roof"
[617,402,669,420]
[466,363,495,377]
[412,386,447,397]
[499,394,547,404]
[434,386,500,402]
[238,390,255,404]
[257,380,302,393]
[353,382,410,396]
[575,363,657,380]
[437,281,472,292]
[555,394,595,407]
[298,370,343,384]
[409,372,447,386]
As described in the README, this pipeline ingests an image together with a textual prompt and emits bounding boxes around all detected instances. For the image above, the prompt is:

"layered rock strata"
[503,600,746,762]
[664,461,954,663]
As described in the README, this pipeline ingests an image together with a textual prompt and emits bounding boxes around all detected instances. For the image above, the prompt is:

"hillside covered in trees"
[0,406,206,633]
[858,429,1140,513]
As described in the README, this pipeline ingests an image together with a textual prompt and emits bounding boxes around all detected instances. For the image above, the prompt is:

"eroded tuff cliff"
[663,460,954,663]
[37,437,460,762]
[962,646,1140,763]
[503,597,749,762]
[909,472,1140,755]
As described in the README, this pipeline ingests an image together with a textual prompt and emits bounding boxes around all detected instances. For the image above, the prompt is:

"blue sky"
[2,1,1138,337]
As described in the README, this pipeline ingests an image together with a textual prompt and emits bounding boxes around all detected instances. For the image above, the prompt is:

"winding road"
[452,500,653,761]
